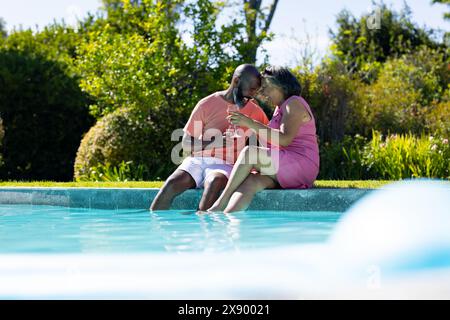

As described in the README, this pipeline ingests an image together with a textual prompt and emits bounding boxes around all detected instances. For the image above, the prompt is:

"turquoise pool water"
[0,204,341,253]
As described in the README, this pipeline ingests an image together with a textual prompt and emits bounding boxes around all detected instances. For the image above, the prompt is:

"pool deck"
[0,187,372,211]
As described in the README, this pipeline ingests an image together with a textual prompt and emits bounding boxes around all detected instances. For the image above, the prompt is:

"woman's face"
[258,78,285,107]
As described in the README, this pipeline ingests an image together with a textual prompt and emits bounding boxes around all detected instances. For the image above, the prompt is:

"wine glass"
[226,104,243,138]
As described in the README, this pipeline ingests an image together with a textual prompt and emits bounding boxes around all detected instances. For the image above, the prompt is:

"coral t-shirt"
[183,92,269,164]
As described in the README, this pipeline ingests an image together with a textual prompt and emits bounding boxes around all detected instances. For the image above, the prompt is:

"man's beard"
[233,85,249,108]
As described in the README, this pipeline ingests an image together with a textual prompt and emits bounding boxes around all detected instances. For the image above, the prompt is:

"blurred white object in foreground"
[331,179,450,272]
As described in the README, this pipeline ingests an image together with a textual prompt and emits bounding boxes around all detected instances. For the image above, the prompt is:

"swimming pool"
[0,205,340,253]
[1,181,449,299]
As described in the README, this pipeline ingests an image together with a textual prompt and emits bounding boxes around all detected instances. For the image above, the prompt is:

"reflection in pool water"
[0,206,340,253]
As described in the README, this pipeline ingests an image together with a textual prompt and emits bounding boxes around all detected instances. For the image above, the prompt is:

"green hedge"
[0,49,93,181]
[74,107,177,181]
[319,131,449,180]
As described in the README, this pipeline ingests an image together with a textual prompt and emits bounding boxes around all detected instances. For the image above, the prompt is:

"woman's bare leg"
[223,173,278,213]
[208,146,276,212]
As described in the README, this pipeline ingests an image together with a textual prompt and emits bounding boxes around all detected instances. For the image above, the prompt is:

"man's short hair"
[233,64,261,82]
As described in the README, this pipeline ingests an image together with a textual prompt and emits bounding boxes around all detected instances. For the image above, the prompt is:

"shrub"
[423,97,450,136]
[330,4,443,79]
[0,48,93,181]
[0,117,4,167]
[357,60,423,135]
[294,60,363,142]
[319,131,449,180]
[76,0,239,120]
[318,134,368,180]
[356,47,449,136]
[363,131,450,180]
[77,160,149,182]
[74,107,177,181]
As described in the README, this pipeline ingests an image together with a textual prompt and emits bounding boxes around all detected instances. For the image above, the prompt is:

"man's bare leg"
[198,172,228,211]
[150,169,196,210]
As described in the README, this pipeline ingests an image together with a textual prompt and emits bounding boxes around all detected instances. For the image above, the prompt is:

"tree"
[330,3,443,81]
[95,0,184,38]
[0,48,94,181]
[431,0,450,44]
[0,24,94,181]
[76,0,241,119]
[96,0,279,64]
[432,0,450,20]
[239,0,279,63]
[0,18,7,39]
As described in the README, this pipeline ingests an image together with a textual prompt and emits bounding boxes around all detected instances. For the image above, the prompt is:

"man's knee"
[164,170,195,193]
[204,173,228,191]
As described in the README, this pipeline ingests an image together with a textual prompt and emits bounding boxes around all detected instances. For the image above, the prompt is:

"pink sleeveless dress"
[268,95,319,189]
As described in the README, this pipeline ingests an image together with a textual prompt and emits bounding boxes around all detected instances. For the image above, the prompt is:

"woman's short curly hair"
[261,66,302,99]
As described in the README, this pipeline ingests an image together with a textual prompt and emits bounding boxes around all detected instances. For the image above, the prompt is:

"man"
[150,64,269,211]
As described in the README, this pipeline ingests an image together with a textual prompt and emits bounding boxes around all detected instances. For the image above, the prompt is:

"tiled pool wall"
[0,188,373,211]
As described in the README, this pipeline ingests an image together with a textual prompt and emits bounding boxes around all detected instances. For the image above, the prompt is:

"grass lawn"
[0,180,392,189]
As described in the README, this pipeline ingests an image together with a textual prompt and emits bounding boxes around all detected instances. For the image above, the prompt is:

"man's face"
[233,76,261,108]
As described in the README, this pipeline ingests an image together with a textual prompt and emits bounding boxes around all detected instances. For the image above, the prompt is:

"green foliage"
[432,0,450,20]
[424,100,450,136]
[357,47,449,135]
[76,0,240,120]
[318,134,368,180]
[74,107,176,182]
[294,60,363,142]
[77,160,148,182]
[0,17,6,39]
[298,46,449,142]
[396,46,449,105]
[330,3,443,81]
[237,0,279,63]
[2,0,449,183]
[299,7,450,180]
[73,0,254,181]
[363,131,450,179]
[319,131,450,180]
[4,24,83,69]
[0,34,94,180]
[1,0,280,182]
[0,117,4,167]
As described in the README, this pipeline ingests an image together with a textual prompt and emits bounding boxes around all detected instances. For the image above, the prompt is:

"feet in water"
[207,197,228,212]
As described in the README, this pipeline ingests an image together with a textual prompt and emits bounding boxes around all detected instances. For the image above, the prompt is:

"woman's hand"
[227,111,255,128]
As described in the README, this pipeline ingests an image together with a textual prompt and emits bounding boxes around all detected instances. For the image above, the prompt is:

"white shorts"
[178,156,233,188]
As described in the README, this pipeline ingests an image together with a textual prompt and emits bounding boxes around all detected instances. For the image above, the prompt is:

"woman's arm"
[228,98,311,147]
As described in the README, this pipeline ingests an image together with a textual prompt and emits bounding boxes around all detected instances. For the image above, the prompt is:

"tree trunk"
[242,0,279,64]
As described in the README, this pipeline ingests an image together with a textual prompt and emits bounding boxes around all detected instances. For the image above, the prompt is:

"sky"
[1,0,449,66]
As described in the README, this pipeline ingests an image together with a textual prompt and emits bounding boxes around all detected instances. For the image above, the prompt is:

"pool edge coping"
[0,187,375,211]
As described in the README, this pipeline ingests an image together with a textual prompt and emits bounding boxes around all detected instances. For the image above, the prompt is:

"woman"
[207,66,319,213]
